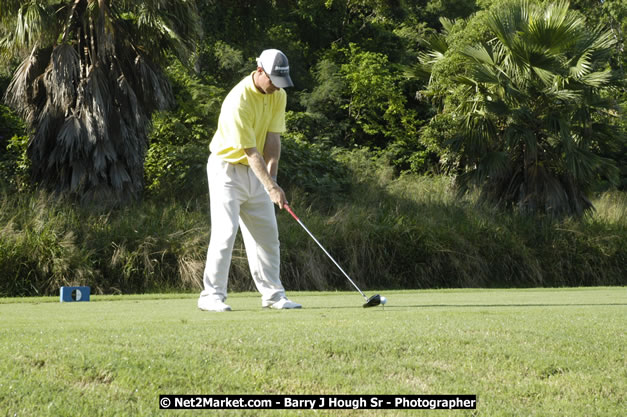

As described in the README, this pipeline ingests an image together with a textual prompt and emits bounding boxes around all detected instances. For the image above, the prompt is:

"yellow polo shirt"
[209,72,287,165]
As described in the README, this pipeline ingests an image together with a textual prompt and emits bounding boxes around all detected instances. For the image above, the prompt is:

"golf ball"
[380,296,387,305]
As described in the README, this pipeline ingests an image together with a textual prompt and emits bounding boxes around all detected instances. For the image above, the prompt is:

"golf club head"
[363,294,381,308]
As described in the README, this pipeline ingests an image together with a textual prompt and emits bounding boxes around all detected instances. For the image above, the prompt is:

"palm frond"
[11,1,58,49]
[4,50,38,112]
[5,46,51,122]
[421,32,449,56]
[568,26,613,66]
[88,0,116,60]
[531,66,556,86]
[417,47,445,69]
[14,2,45,47]
[480,151,511,180]
[81,64,111,143]
[487,1,529,50]
[44,43,80,110]
[116,73,141,123]
[587,23,617,52]
[471,63,502,85]
[578,69,613,88]
[462,44,496,66]
[524,164,572,214]
[415,29,451,85]
[439,17,456,35]
[459,108,498,159]
[504,109,537,158]
[135,55,173,111]
[527,0,584,52]
[59,114,87,162]
[546,87,582,102]
[110,160,132,190]
[569,49,592,78]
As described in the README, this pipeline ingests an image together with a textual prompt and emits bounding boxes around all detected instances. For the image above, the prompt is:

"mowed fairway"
[1,288,625,416]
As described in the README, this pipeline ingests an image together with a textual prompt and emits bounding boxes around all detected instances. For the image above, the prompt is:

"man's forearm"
[264,132,281,179]
[244,146,287,209]
[245,147,277,191]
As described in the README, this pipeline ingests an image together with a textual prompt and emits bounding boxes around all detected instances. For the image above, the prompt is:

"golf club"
[284,204,382,308]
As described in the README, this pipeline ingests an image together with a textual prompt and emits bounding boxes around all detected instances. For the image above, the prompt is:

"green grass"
[1,287,625,416]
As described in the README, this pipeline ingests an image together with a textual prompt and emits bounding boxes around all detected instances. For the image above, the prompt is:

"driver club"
[284,204,382,308]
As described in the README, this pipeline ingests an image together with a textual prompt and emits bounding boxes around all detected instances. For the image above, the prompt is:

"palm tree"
[0,0,200,204]
[427,0,621,216]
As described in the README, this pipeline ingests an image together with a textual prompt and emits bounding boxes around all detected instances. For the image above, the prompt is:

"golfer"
[198,49,302,312]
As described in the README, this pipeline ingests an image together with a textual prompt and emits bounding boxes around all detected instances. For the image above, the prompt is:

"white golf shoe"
[198,297,232,312]
[264,298,302,310]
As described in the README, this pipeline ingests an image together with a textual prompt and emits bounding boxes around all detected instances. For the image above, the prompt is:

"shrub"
[280,127,350,203]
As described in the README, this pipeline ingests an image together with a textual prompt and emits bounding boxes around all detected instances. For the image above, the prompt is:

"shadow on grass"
[214,302,627,314]
[390,303,627,309]
[257,301,627,311]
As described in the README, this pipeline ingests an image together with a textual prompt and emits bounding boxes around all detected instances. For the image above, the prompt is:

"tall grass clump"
[0,192,93,296]
[0,149,624,297]
[0,191,216,296]
[279,149,626,291]
[592,191,627,226]
[85,200,210,294]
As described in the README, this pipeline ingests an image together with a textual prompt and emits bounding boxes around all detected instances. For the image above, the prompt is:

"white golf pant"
[200,154,285,305]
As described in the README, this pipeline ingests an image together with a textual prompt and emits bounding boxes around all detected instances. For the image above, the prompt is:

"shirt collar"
[247,71,266,96]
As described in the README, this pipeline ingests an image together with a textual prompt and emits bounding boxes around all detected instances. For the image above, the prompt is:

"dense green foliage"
[147,0,623,204]
[421,0,622,216]
[0,100,29,191]
[1,0,624,201]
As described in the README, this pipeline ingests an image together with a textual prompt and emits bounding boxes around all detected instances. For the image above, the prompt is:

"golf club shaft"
[284,204,367,300]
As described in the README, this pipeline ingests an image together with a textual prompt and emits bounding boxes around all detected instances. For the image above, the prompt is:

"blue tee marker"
[60,286,90,302]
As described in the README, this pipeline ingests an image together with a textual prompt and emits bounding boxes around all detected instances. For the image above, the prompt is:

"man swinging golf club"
[198,49,301,312]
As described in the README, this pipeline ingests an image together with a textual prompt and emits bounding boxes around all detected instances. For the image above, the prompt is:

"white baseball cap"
[257,49,294,88]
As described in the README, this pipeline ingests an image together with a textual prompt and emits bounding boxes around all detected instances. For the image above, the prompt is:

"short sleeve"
[224,103,257,149]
